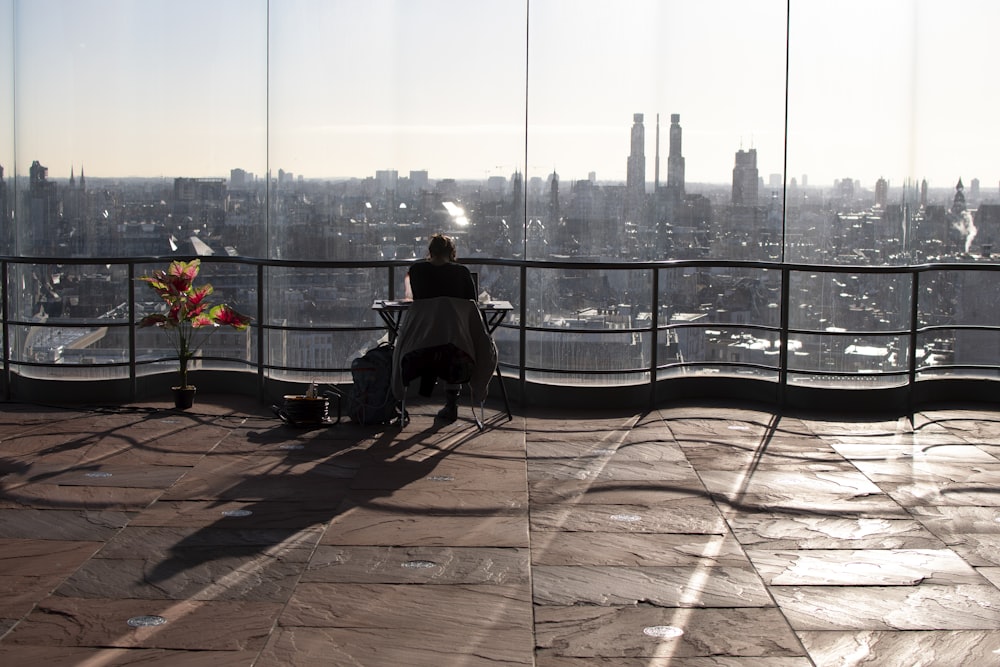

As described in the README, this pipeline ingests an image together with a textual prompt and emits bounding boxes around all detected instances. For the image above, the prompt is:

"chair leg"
[467,385,484,431]
[397,387,408,428]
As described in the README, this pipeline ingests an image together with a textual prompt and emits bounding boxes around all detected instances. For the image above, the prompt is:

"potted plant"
[137,259,251,409]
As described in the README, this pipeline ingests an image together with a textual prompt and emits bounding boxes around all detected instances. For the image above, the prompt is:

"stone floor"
[2,393,1000,666]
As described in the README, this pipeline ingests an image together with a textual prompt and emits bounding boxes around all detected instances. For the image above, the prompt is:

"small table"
[372,299,513,421]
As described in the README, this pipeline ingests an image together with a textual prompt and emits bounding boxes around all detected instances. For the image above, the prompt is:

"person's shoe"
[436,389,460,423]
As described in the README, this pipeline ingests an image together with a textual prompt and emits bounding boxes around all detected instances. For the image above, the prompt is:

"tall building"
[27,160,60,255]
[626,113,645,200]
[666,113,685,196]
[875,177,888,208]
[732,148,759,206]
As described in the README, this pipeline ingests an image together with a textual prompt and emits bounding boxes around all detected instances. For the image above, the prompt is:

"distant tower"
[920,179,928,208]
[953,178,966,214]
[731,148,759,206]
[666,113,685,196]
[626,113,645,198]
[548,171,560,223]
[654,113,661,191]
[875,177,888,208]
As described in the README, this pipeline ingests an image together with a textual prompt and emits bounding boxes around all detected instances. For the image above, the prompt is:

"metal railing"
[4,254,1000,407]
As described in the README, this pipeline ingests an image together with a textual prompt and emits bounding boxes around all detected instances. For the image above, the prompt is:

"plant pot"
[172,386,197,410]
[276,394,329,425]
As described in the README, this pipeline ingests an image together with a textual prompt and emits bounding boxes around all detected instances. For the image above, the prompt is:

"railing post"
[649,267,659,410]
[2,260,9,401]
[128,262,137,401]
[518,263,527,401]
[257,263,265,399]
[908,269,920,405]
[779,265,790,407]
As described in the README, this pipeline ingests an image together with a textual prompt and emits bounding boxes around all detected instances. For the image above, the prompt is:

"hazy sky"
[5,0,1000,190]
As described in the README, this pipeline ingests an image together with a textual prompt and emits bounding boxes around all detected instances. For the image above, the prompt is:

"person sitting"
[402,234,480,423]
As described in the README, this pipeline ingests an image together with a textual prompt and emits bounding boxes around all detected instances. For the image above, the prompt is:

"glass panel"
[268,0,527,261]
[525,266,651,329]
[13,0,268,258]
[527,1,787,261]
[662,326,781,369]
[9,262,132,376]
[0,0,11,255]
[786,0,1000,266]
[919,269,1000,328]
[13,323,129,375]
[657,365,779,382]
[917,329,1000,371]
[659,266,781,328]
[788,270,911,333]
[786,333,909,376]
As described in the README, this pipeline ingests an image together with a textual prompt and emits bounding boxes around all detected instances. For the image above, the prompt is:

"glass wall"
[4,1,1000,391]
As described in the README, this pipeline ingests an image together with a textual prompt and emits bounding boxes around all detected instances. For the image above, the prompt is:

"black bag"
[348,343,396,424]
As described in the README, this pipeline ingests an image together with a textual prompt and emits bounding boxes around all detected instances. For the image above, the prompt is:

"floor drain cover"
[643,625,683,638]
[127,615,167,628]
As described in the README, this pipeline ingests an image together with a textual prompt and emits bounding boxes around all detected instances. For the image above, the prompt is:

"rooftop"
[1,394,999,665]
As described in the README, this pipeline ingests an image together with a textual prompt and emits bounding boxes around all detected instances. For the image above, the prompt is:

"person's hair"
[427,233,457,261]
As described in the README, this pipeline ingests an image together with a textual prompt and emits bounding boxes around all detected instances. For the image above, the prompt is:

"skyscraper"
[626,113,645,199]
[666,113,685,196]
[732,148,759,206]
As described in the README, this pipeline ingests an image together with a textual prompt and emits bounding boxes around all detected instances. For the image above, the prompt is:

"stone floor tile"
[797,630,1000,667]
[534,605,803,659]
[976,566,1000,588]
[698,468,883,497]
[714,492,909,518]
[160,456,353,501]
[96,525,323,557]
[0,646,260,666]
[257,625,535,667]
[533,565,772,607]
[4,596,282,650]
[831,441,999,464]
[13,464,191,489]
[280,581,532,630]
[344,487,526,514]
[528,458,697,483]
[322,506,527,547]
[351,453,526,492]
[531,532,749,567]
[530,501,727,534]
[127,499,338,529]
[529,478,707,505]
[747,548,983,586]
[537,659,814,666]
[303,545,529,585]
[941,534,1000,567]
[0,483,162,511]
[0,508,131,540]
[771,584,1000,630]
[55,544,311,601]
[879,480,1000,507]
[723,514,944,550]
[0,538,103,616]
[910,505,1000,535]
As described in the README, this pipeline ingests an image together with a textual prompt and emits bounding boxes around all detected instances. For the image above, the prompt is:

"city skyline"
[5,0,1000,187]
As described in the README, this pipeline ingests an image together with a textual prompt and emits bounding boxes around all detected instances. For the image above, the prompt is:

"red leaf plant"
[137,259,251,388]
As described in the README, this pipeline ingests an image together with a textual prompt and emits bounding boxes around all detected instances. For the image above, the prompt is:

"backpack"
[348,343,397,425]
